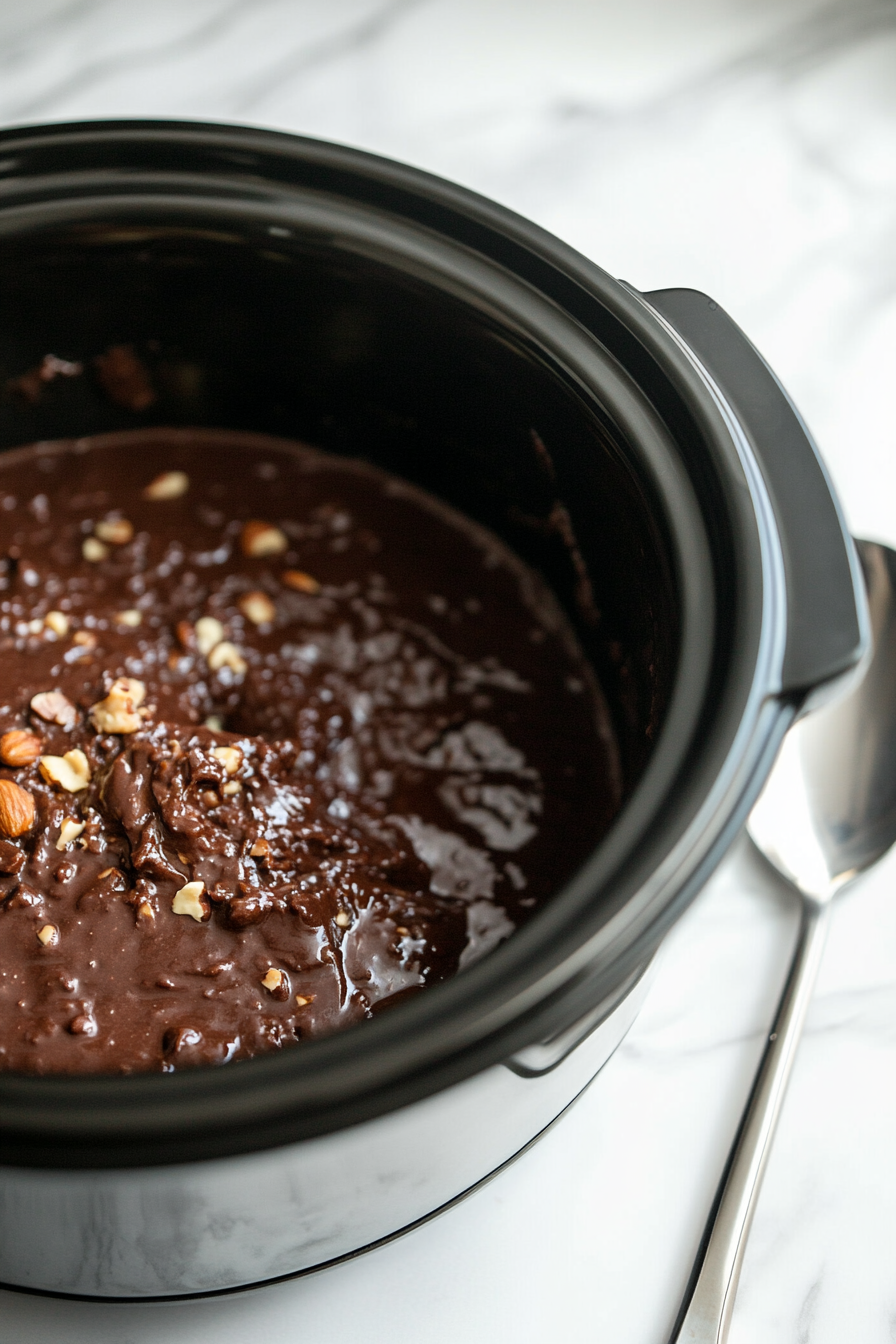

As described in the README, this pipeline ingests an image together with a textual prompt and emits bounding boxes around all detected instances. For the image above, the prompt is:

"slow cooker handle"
[643,287,867,699]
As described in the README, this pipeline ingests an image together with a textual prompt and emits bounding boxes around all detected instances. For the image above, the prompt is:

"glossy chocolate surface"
[0,429,619,1074]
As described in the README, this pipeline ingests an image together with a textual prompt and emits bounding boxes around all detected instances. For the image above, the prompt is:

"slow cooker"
[0,120,866,1299]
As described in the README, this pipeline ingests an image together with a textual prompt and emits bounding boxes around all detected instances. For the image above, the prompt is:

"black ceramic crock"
[0,121,866,1298]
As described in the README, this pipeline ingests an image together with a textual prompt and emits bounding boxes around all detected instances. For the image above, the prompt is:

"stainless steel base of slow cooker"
[0,961,654,1299]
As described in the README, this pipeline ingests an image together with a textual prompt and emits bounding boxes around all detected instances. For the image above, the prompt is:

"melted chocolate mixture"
[0,429,619,1074]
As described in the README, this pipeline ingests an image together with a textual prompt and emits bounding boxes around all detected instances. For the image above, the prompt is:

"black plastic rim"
[0,121,791,1168]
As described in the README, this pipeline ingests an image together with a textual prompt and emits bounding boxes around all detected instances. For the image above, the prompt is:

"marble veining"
[1,2,895,1340]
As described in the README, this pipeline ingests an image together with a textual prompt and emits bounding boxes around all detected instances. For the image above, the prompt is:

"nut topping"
[0,729,43,767]
[94,517,134,545]
[194,616,225,656]
[89,678,147,734]
[44,611,69,637]
[334,909,352,929]
[207,641,247,676]
[0,779,36,837]
[82,537,109,563]
[172,880,208,922]
[211,746,242,775]
[294,994,314,1008]
[36,924,58,947]
[282,569,321,595]
[31,690,78,729]
[72,630,97,649]
[137,901,155,921]
[222,779,242,796]
[261,967,289,999]
[39,749,91,793]
[55,818,86,850]
[115,608,142,627]
[240,520,288,558]
[143,470,189,500]
[238,590,276,626]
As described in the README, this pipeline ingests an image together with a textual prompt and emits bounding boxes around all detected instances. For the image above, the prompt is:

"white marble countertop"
[1,2,895,1340]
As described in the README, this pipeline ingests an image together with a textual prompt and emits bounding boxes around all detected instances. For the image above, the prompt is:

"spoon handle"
[668,893,833,1344]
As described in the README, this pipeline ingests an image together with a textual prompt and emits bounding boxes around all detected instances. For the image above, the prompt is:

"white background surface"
[1,2,895,1340]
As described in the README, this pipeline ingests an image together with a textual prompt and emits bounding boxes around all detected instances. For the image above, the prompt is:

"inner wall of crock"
[0,222,679,796]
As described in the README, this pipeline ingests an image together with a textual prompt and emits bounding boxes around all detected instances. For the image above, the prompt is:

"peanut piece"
[207,641,247,676]
[143,470,189,500]
[172,880,208,922]
[238,590,276,625]
[82,537,109,562]
[39,749,91,792]
[56,818,85,850]
[115,609,142,627]
[89,678,146,734]
[211,746,242,775]
[240,520,288,558]
[0,779,36,836]
[262,968,286,993]
[31,690,78,729]
[44,611,69,637]
[334,910,351,929]
[195,616,225,656]
[37,924,58,946]
[95,517,134,545]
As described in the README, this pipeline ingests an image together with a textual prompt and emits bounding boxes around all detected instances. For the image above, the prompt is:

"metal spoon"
[670,538,896,1344]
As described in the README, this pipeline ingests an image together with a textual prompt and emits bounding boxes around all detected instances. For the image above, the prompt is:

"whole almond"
[0,779,36,837]
[0,729,42,767]
[240,520,288,558]
[30,690,78,730]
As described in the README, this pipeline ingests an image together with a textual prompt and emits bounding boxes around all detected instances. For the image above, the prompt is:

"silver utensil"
[670,538,896,1344]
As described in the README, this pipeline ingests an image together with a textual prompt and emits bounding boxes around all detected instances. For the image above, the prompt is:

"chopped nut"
[39,749,91,793]
[95,517,134,545]
[238,590,276,625]
[204,715,223,731]
[56,818,85,850]
[222,779,242,796]
[0,729,43,767]
[37,923,58,946]
[115,608,142,627]
[172,880,208,922]
[72,630,97,649]
[44,610,69,637]
[334,909,351,929]
[396,926,410,937]
[282,569,321,595]
[195,616,225,656]
[294,994,314,1007]
[249,838,270,858]
[0,779,36,836]
[262,967,286,992]
[143,470,189,501]
[89,677,146,734]
[82,537,109,563]
[207,641,247,676]
[97,867,117,879]
[240,520,288,558]
[28,617,44,635]
[211,746,242,775]
[31,689,78,729]
[138,901,155,921]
